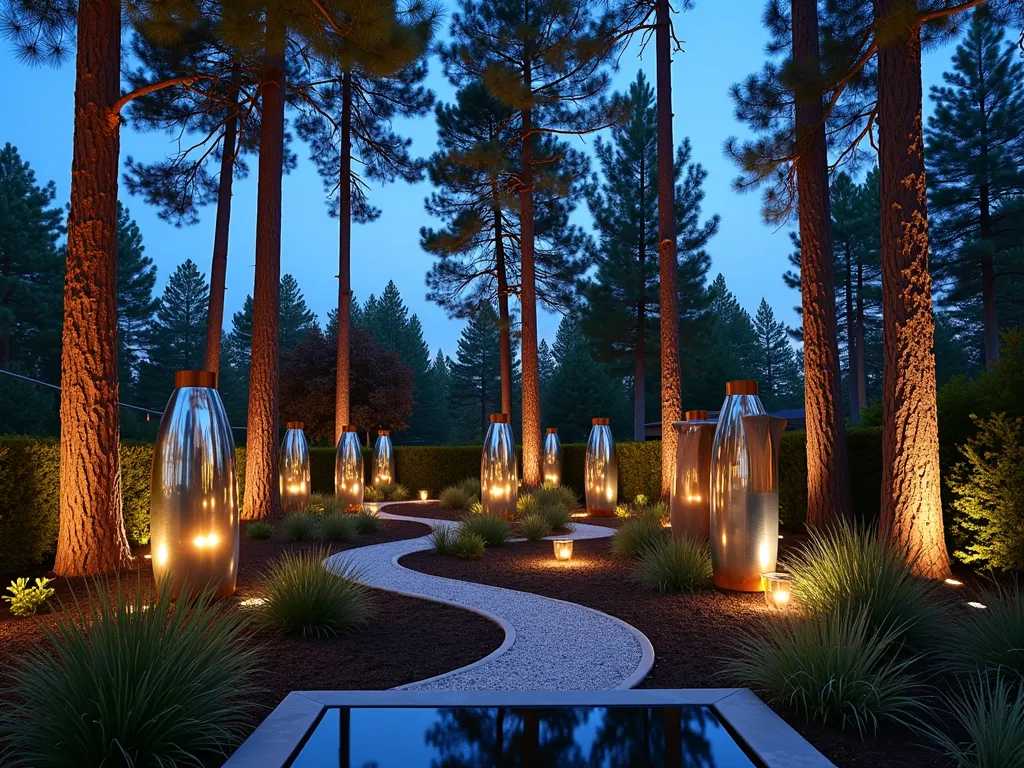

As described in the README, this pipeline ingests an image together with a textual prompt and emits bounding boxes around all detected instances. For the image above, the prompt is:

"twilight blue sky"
[0,4,962,360]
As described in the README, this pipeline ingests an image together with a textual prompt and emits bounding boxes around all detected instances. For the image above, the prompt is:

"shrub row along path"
[323,502,654,691]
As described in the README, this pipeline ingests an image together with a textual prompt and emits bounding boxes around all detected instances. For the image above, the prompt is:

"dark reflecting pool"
[288,705,762,767]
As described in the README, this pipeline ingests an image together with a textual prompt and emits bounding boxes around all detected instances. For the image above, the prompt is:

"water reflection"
[290,706,756,768]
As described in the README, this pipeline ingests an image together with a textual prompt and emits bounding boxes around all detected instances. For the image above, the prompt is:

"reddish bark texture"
[876,0,951,578]
[54,0,133,576]
[242,24,286,522]
[792,0,852,527]
[493,194,514,416]
[655,0,680,497]
[519,104,541,486]
[335,72,353,445]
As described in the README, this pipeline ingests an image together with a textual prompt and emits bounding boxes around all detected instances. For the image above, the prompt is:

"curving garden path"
[323,503,654,691]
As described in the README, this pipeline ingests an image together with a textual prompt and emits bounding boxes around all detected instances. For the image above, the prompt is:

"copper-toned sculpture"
[542,427,562,487]
[710,381,787,591]
[150,370,238,598]
[671,410,715,539]
[335,425,364,511]
[585,417,617,516]
[481,413,517,519]
[372,430,395,487]
[279,421,311,513]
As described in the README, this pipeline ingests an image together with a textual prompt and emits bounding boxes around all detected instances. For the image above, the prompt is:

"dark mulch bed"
[386,501,626,531]
[1,518,505,743]
[400,536,940,768]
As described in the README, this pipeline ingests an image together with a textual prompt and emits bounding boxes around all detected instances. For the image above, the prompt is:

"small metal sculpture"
[585,418,617,516]
[279,422,311,513]
[481,413,517,519]
[542,428,562,487]
[372,430,395,487]
[335,425,364,511]
[671,410,715,539]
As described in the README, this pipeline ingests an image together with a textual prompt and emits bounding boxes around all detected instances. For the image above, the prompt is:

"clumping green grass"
[634,500,669,525]
[363,485,386,502]
[784,522,949,647]
[519,512,553,541]
[430,526,457,555]
[534,484,579,515]
[355,509,381,534]
[308,493,342,515]
[516,493,540,518]
[282,511,320,542]
[946,581,1024,680]
[0,579,258,766]
[245,521,274,540]
[724,608,923,737]
[914,671,1024,768]
[462,512,511,546]
[633,536,713,592]
[439,486,473,510]
[468,501,484,515]
[611,518,664,559]
[539,503,573,532]
[390,484,410,501]
[257,550,372,638]
[319,512,357,542]
[430,526,485,559]
[456,477,481,499]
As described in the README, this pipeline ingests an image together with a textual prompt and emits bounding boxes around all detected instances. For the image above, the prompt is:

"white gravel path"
[323,503,654,691]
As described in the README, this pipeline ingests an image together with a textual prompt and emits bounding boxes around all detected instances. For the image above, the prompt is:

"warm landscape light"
[368,503,379,514]
[419,490,429,501]
[553,539,573,561]
[967,601,987,610]
[762,572,792,610]
[240,597,266,608]
[570,511,588,519]
[945,578,963,586]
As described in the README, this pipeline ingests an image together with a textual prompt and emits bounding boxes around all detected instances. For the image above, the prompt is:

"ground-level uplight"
[419,490,429,501]
[553,539,573,562]
[945,578,963,586]
[967,601,987,610]
[368,503,380,514]
[240,597,266,608]
[762,572,792,610]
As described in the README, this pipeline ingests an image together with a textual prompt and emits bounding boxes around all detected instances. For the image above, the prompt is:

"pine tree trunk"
[856,262,868,407]
[493,187,514,416]
[203,83,238,374]
[876,0,951,578]
[791,0,852,527]
[656,0,680,495]
[335,71,353,444]
[845,246,861,425]
[242,20,286,522]
[54,0,133,576]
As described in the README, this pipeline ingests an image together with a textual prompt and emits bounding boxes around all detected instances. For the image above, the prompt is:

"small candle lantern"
[481,413,518,519]
[542,428,562,487]
[279,421,311,513]
[419,489,429,501]
[585,418,617,516]
[367,502,379,514]
[335,425,364,511]
[372,430,395,487]
[553,539,573,562]
[762,572,792,610]
[150,370,238,599]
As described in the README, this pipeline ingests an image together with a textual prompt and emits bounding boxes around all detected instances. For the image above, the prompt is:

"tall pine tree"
[449,303,503,442]
[115,203,158,397]
[143,259,209,402]
[752,299,803,410]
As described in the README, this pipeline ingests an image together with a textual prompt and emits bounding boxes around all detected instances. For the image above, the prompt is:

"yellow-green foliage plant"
[2,577,54,617]
[633,538,712,593]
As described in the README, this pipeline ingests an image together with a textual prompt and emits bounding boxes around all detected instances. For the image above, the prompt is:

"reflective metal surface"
[481,414,518,519]
[335,428,364,511]
[542,428,562,487]
[709,382,787,591]
[150,371,238,598]
[585,418,617,515]
[372,430,396,487]
[279,422,311,513]
[671,414,715,539]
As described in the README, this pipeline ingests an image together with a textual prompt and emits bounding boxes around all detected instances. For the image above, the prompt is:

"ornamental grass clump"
[462,512,511,547]
[355,509,381,534]
[724,608,922,736]
[439,485,473,510]
[539,503,572,532]
[245,521,273,540]
[430,526,484,559]
[390,484,411,501]
[0,580,258,766]
[519,512,553,541]
[535,484,578,515]
[457,477,481,500]
[363,485,386,502]
[282,511,320,542]
[319,512,357,543]
[516,492,540,518]
[258,550,372,638]
[946,581,1024,680]
[309,493,342,515]
[785,522,948,648]
[611,518,664,559]
[634,537,713,593]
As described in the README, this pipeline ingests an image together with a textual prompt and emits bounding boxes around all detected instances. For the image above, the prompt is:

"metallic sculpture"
[671,410,715,539]
[709,381,787,592]
[335,426,364,511]
[279,421,311,513]
[372,430,395,487]
[150,370,238,598]
[585,418,617,516]
[481,413,518,519]
[542,428,562,487]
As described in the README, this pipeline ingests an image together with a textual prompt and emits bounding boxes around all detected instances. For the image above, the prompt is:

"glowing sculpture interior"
[481,413,518,519]
[671,410,714,539]
[585,418,617,516]
[372,430,395,487]
[279,421,311,513]
[542,427,562,487]
[335,425,364,511]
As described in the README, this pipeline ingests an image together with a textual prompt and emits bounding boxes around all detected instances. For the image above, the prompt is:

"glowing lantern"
[762,572,792,610]
[543,428,562,487]
[372,430,395,487]
[481,413,518,519]
[335,425,364,511]
[671,410,715,539]
[710,381,787,592]
[150,370,238,598]
[419,489,429,501]
[553,539,573,561]
[279,421,311,513]
[585,418,617,516]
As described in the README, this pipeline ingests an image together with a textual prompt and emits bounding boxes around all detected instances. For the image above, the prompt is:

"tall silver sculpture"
[709,381,787,592]
[585,417,617,516]
[279,421,311,513]
[671,410,715,539]
[150,370,238,598]
[481,413,517,519]
[372,430,395,487]
[542,428,562,487]
[335,425,364,511]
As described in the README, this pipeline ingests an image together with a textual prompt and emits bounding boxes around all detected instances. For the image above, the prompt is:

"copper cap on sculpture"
[685,410,708,421]
[726,380,758,396]
[489,413,510,423]
[175,370,218,389]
